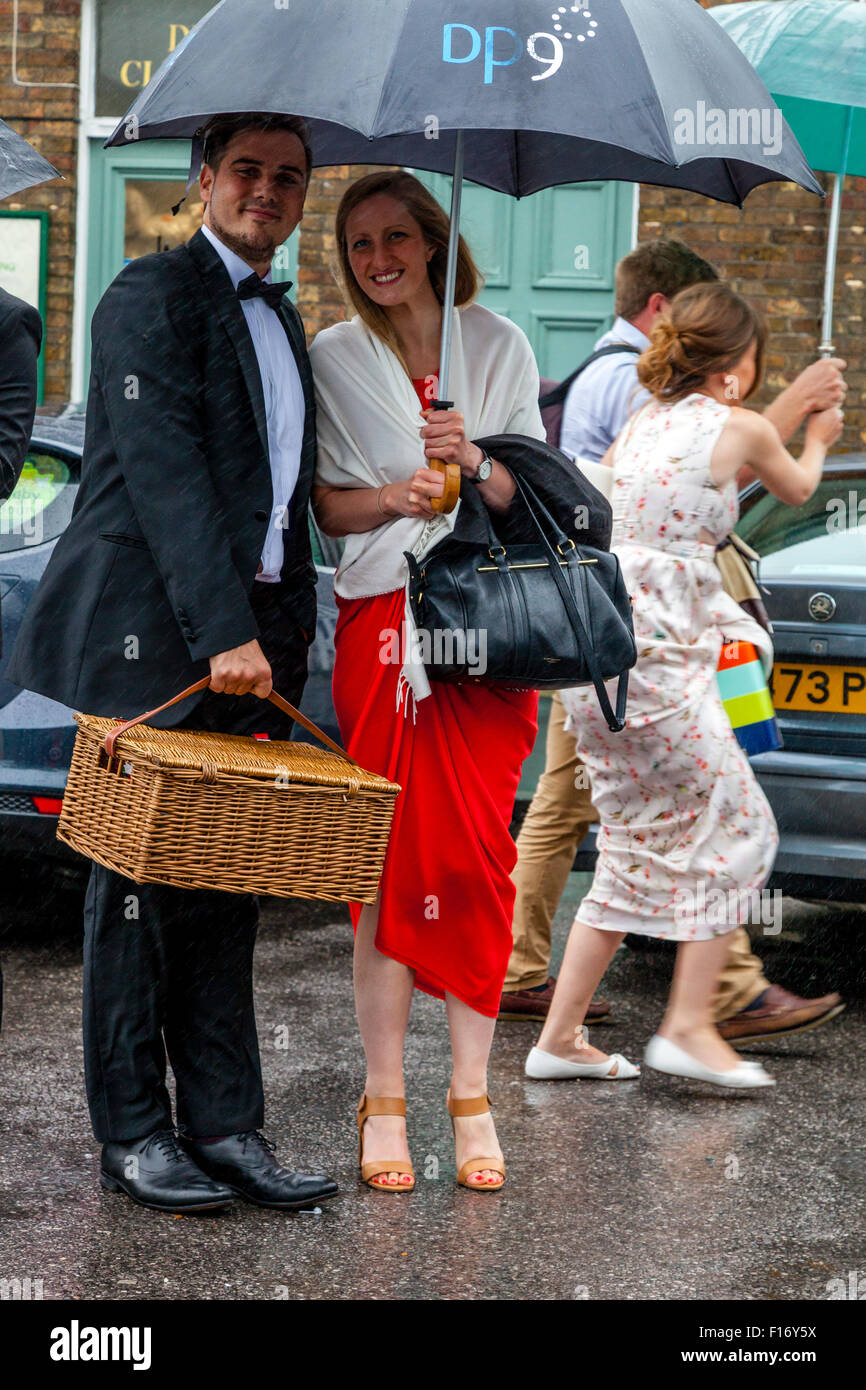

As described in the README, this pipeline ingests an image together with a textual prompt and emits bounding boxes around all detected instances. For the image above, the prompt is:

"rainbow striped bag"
[716,639,782,755]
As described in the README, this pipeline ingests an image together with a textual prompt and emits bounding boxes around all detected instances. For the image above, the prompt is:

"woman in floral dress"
[525,282,842,1090]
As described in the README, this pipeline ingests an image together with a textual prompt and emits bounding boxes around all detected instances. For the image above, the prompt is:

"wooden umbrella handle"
[425,396,462,515]
[428,457,461,514]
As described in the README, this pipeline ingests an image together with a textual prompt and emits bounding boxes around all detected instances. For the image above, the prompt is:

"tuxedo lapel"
[277,302,306,380]
[278,302,314,442]
[186,229,270,467]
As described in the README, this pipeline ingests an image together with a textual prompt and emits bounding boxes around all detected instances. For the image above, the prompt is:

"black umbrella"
[107,0,822,509]
[0,116,61,200]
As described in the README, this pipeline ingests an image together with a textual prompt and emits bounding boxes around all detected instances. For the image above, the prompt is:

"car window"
[0,448,79,553]
[737,472,866,580]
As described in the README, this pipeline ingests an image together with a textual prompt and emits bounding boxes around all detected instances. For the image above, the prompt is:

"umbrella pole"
[819,106,854,358]
[429,130,465,515]
[438,128,465,400]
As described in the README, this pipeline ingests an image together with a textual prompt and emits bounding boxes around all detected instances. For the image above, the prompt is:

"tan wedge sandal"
[357,1095,415,1193]
[446,1090,506,1192]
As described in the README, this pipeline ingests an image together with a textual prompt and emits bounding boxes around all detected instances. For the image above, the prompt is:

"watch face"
[477,456,493,481]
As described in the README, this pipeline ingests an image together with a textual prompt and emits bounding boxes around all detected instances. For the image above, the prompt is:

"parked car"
[0,410,340,877]
[734,454,866,902]
[569,455,866,902]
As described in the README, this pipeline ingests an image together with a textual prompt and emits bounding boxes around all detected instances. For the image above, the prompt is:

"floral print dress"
[560,392,779,940]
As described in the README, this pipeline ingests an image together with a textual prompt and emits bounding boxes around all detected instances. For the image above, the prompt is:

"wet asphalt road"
[0,864,864,1302]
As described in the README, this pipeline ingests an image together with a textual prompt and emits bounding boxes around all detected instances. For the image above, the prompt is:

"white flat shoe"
[525,1046,640,1080]
[644,1035,775,1089]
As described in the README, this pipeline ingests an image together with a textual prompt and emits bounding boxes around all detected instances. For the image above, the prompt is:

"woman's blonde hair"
[637,281,766,404]
[334,170,482,373]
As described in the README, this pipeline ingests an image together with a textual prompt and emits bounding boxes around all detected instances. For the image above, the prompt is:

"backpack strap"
[539,342,642,410]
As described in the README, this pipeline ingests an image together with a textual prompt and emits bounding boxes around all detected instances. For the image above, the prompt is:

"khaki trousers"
[506,692,770,1021]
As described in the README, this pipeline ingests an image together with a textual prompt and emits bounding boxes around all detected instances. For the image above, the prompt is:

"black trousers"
[82,578,311,1143]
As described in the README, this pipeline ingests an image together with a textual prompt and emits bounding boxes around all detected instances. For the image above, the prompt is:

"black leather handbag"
[404,473,637,732]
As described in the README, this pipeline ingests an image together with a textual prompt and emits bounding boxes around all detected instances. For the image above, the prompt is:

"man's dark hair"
[199,112,313,183]
[615,238,719,320]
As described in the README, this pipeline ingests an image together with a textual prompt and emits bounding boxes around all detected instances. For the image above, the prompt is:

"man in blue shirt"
[560,311,650,466]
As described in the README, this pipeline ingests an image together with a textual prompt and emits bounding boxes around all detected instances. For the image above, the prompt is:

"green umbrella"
[710,0,866,355]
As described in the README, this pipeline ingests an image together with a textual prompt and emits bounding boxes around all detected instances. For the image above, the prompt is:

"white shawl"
[311,303,545,713]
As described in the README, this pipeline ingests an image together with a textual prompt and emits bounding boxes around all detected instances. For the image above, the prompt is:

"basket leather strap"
[102,676,358,766]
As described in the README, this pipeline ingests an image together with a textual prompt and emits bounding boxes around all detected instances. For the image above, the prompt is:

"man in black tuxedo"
[7,113,338,1213]
[0,285,42,1030]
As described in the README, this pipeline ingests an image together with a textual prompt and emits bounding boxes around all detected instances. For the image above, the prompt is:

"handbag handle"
[509,472,630,732]
[102,676,359,766]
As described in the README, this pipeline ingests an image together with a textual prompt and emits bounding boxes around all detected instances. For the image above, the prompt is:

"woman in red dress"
[311,172,546,1193]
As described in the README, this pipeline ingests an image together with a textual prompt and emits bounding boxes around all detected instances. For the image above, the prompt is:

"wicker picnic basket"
[56,677,400,904]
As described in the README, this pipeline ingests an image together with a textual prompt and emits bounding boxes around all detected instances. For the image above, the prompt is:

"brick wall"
[637,0,866,450]
[0,0,80,406]
[296,164,382,343]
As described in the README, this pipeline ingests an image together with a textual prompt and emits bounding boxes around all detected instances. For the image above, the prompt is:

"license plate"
[770,662,866,714]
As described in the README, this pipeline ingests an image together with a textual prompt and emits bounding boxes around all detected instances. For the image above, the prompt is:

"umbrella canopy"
[0,116,61,201]
[711,0,866,177]
[711,0,866,353]
[107,0,821,206]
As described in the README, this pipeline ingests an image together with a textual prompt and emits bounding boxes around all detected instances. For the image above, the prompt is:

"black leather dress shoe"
[181,1131,339,1210]
[100,1129,234,1213]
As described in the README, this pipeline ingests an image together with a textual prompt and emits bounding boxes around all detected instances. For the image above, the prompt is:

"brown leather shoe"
[717,984,845,1046]
[498,977,611,1023]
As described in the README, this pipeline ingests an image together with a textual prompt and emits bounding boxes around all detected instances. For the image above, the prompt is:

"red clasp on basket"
[97,718,128,775]
[97,749,122,775]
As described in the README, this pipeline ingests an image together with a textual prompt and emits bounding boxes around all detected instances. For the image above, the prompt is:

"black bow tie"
[237,271,293,311]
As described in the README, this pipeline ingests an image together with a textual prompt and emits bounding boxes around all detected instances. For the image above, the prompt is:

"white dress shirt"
[202,223,305,583]
[559,316,651,466]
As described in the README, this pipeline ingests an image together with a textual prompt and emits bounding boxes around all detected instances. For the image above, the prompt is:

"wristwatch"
[471,450,493,484]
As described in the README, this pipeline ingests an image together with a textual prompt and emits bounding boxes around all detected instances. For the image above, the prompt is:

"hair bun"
[636,281,765,406]
[651,315,678,349]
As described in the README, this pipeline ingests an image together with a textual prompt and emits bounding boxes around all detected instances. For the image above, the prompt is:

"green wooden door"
[84,139,299,388]
[419,175,635,380]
